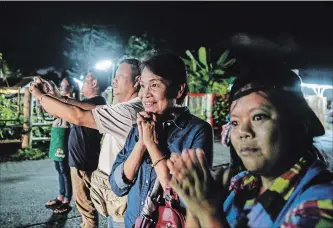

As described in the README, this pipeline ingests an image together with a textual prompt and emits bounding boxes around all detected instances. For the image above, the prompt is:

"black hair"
[227,65,325,175]
[62,76,80,99]
[89,69,109,93]
[140,51,188,104]
[229,66,324,140]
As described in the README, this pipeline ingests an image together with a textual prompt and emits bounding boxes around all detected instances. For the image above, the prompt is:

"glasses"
[139,79,167,93]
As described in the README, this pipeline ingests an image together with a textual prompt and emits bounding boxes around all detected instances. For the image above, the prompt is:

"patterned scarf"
[229,157,309,226]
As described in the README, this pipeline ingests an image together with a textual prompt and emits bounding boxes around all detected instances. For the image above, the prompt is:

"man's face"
[139,67,173,114]
[112,63,136,102]
[81,73,95,97]
[230,92,286,176]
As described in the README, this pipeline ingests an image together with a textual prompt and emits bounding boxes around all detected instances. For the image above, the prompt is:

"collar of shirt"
[229,156,310,223]
[162,107,190,130]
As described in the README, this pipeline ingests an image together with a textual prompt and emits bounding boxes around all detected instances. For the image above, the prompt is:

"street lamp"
[95,59,114,86]
[95,60,112,71]
[73,78,83,89]
[95,60,115,104]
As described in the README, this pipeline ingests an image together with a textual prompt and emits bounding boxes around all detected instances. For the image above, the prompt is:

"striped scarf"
[229,157,309,227]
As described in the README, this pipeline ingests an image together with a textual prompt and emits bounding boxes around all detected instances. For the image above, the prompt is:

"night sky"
[1,1,333,73]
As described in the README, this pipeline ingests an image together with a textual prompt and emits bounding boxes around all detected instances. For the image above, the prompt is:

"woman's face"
[230,92,287,175]
[81,73,96,98]
[59,78,73,96]
[139,67,174,114]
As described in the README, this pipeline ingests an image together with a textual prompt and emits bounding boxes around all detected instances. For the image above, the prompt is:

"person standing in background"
[45,76,79,214]
[30,71,107,228]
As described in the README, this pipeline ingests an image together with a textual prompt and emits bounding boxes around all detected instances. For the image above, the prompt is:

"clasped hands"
[137,111,161,150]
[137,112,221,221]
[166,149,222,222]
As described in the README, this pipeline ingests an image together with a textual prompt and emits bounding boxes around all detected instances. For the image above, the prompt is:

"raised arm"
[122,115,148,182]
[136,112,171,190]
[29,82,97,129]
[59,96,98,110]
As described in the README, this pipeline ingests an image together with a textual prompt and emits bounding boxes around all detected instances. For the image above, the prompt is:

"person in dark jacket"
[168,66,333,228]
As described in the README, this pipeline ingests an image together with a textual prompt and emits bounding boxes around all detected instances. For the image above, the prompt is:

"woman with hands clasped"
[168,67,333,228]
[109,52,213,228]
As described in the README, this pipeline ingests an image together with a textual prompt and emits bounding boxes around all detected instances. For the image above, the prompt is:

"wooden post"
[22,88,31,148]
[17,88,21,115]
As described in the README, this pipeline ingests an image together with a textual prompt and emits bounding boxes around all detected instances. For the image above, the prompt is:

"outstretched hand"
[29,77,60,97]
[167,149,221,219]
[37,77,60,97]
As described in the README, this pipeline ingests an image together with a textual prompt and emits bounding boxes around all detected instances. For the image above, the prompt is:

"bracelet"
[152,155,167,168]
[39,94,49,103]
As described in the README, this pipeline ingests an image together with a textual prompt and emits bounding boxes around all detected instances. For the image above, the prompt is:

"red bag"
[134,180,185,228]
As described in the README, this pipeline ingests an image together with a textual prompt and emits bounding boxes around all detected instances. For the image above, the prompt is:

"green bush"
[1,90,52,162]
[183,47,235,133]
[0,94,24,140]
[213,95,229,127]
[11,147,48,161]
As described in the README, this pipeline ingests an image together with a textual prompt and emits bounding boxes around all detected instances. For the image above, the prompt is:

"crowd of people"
[29,51,333,228]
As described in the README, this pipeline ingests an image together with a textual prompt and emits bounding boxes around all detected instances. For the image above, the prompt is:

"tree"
[0,52,13,79]
[125,34,156,60]
[63,24,122,77]
[0,52,3,78]
[182,47,236,94]
[183,47,236,132]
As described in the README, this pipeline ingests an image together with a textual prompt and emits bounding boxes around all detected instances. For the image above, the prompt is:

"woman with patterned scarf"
[167,66,333,228]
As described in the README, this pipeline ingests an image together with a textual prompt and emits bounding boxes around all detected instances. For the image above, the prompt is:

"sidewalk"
[0,142,230,227]
[0,158,108,228]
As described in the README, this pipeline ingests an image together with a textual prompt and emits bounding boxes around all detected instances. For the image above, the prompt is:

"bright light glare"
[301,83,333,90]
[74,78,83,88]
[301,83,333,97]
[80,75,84,80]
[95,60,112,70]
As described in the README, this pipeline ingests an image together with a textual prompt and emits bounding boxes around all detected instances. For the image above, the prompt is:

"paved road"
[0,142,230,228]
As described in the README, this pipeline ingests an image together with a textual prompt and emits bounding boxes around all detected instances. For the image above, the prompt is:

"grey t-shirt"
[91,97,143,174]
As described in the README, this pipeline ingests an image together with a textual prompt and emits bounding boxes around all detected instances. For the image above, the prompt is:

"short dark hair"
[117,57,141,82]
[140,52,188,104]
[89,69,109,93]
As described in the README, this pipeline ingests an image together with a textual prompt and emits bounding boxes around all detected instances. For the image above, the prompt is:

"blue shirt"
[109,108,213,227]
